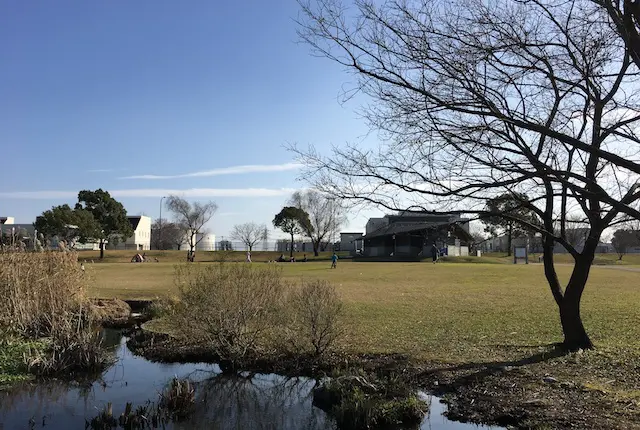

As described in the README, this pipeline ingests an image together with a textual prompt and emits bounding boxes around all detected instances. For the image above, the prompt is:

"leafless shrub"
[174,263,287,365]
[285,279,343,356]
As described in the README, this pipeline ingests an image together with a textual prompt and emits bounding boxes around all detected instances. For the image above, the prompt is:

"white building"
[114,216,151,251]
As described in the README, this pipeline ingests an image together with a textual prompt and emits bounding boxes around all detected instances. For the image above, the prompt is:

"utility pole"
[159,196,166,250]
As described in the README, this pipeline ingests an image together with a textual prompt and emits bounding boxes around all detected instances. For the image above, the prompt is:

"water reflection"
[0,335,333,430]
[0,333,504,430]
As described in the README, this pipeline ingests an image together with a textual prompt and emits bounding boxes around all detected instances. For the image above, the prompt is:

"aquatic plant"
[26,316,111,376]
[313,370,429,429]
[158,377,196,419]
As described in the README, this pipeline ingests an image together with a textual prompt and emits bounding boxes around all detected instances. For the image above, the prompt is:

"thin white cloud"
[0,188,299,199]
[119,163,303,180]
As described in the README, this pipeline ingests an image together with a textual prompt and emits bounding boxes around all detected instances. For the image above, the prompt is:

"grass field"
[80,249,640,265]
[77,249,345,263]
[87,258,640,363]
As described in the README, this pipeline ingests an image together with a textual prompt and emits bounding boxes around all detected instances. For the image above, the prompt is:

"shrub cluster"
[173,262,343,366]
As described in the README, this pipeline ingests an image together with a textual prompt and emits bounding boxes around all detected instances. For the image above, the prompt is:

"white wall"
[117,216,151,250]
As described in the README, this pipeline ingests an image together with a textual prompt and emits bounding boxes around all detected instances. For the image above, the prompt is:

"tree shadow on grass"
[413,343,571,391]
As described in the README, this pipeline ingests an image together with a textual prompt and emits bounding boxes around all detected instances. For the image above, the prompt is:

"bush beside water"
[173,262,344,367]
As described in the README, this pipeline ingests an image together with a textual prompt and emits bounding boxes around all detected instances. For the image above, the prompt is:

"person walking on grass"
[246,250,251,263]
[431,242,439,264]
[331,252,338,269]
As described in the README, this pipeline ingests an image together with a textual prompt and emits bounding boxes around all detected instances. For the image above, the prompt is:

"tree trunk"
[559,256,594,350]
[507,223,513,256]
[289,233,294,258]
[542,234,593,350]
[559,294,592,350]
[99,240,105,259]
[190,233,196,257]
[313,239,320,257]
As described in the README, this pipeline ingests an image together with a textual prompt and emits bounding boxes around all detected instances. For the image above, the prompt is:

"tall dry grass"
[0,251,110,375]
[0,252,87,338]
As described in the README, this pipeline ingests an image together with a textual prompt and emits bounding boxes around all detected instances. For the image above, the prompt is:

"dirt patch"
[91,299,132,328]
[126,330,640,429]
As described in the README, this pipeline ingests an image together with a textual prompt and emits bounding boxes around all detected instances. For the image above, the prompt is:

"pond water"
[0,331,503,430]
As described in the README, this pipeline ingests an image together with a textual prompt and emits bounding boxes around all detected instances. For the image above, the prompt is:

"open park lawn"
[87,255,640,428]
[88,258,640,362]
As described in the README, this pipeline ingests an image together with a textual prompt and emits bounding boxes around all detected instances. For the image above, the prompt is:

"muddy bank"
[91,299,152,328]
[127,329,640,430]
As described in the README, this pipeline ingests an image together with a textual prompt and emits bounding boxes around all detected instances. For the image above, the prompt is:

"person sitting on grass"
[331,252,338,269]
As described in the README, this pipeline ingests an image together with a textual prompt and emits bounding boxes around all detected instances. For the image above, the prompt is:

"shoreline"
[125,327,640,430]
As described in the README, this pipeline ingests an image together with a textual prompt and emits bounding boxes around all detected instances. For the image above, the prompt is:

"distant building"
[113,216,151,251]
[362,211,472,258]
[479,235,543,254]
[340,232,364,255]
[0,217,15,225]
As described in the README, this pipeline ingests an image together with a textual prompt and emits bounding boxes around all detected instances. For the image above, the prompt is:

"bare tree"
[293,0,640,350]
[289,190,345,256]
[595,1,640,68]
[165,196,218,257]
[231,222,268,252]
[151,218,184,250]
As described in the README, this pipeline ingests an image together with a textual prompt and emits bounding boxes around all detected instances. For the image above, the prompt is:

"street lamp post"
[159,196,166,250]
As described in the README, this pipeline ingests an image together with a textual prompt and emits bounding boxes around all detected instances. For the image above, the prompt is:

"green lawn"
[88,260,640,363]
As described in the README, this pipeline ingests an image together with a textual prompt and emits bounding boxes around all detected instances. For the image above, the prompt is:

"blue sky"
[0,0,383,237]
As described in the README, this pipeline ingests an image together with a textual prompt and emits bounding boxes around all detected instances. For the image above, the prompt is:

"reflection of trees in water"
[0,362,334,430]
[100,328,125,349]
[0,382,69,414]
[180,372,335,430]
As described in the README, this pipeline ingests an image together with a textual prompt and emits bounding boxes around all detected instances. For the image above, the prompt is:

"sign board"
[514,247,527,258]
